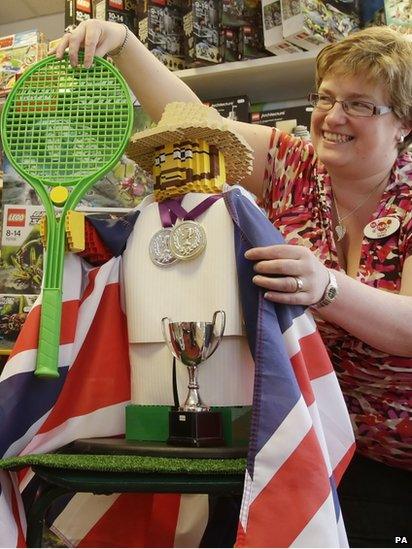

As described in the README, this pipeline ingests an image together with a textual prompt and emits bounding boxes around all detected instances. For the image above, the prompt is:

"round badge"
[149,228,179,267]
[363,216,400,240]
[169,221,207,261]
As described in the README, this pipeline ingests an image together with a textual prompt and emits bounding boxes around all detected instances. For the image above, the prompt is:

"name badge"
[364,216,400,239]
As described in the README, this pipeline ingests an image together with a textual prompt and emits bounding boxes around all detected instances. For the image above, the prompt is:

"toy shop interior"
[0,0,410,548]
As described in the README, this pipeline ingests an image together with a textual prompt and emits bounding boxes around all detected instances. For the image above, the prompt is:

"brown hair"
[316,27,412,151]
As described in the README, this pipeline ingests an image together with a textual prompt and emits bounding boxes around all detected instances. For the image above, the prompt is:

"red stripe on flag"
[299,331,333,381]
[242,428,331,547]
[78,493,180,548]
[10,301,79,358]
[290,350,315,407]
[333,443,356,486]
[38,283,130,433]
[81,268,100,304]
[10,481,25,548]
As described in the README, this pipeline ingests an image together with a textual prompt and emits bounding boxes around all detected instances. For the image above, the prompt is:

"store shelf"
[175,49,318,103]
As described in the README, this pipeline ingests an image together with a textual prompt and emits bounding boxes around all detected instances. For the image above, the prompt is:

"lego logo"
[7,209,26,227]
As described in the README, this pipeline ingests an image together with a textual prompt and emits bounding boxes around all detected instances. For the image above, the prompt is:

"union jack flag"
[0,191,355,547]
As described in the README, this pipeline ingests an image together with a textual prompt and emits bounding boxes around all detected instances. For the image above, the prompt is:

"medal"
[169,220,207,261]
[363,216,400,239]
[149,228,179,267]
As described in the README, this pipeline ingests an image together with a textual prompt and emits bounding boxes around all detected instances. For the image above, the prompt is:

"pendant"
[335,224,346,242]
[169,220,207,261]
[364,216,400,240]
[149,228,179,267]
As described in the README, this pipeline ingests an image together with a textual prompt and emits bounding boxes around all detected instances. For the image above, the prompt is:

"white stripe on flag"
[311,375,355,472]
[290,490,344,548]
[308,399,333,478]
[174,494,209,548]
[0,471,19,548]
[239,470,253,531]
[20,401,129,456]
[4,411,51,459]
[249,395,312,505]
[282,311,317,359]
[51,493,121,547]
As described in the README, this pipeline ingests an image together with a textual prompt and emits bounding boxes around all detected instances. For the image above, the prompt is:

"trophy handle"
[161,316,171,343]
[212,310,226,338]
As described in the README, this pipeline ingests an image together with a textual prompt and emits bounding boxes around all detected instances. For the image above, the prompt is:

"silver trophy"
[161,310,226,446]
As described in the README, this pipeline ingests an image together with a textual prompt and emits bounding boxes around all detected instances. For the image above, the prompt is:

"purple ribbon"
[158,195,222,228]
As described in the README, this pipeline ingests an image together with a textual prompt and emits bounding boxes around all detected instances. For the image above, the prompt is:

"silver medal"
[169,220,206,261]
[149,228,179,267]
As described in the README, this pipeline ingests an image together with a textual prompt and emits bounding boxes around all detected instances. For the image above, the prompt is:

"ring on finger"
[293,276,304,293]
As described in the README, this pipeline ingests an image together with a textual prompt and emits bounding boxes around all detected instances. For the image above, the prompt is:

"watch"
[312,270,338,309]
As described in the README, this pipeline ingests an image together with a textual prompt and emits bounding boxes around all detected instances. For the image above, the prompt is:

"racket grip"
[34,288,63,379]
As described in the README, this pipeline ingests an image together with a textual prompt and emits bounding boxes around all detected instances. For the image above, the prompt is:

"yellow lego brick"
[39,215,47,248]
[65,211,85,253]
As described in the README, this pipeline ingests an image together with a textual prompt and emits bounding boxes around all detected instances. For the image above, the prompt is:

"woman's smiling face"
[310,73,405,178]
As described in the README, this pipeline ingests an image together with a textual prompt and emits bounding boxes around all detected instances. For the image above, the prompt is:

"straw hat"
[127,102,254,182]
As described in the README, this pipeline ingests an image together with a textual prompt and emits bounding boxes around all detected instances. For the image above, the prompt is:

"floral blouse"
[262,129,412,470]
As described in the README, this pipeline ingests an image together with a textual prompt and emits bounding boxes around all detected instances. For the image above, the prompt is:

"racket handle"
[34,288,62,379]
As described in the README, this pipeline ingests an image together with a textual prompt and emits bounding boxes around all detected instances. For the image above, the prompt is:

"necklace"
[333,173,389,242]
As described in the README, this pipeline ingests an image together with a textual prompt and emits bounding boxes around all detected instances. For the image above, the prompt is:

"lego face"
[152,139,226,201]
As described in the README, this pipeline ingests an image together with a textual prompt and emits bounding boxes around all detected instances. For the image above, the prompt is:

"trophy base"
[167,410,225,447]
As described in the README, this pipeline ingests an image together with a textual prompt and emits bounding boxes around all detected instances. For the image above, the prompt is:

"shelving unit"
[176,50,318,103]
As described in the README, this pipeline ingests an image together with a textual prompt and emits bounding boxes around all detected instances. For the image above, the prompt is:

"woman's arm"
[246,245,412,357]
[55,20,272,199]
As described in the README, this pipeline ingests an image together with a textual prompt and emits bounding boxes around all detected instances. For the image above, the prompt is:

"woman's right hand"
[53,20,127,69]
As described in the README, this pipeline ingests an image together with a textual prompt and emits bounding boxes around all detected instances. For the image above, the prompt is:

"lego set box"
[65,0,92,28]
[203,95,250,122]
[92,0,137,33]
[384,0,411,30]
[0,30,48,98]
[222,0,268,59]
[0,294,37,353]
[261,0,303,55]
[137,0,186,71]
[250,102,312,133]
[281,0,360,51]
[183,0,224,65]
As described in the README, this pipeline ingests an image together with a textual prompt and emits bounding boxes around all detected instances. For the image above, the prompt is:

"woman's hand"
[52,20,127,69]
[245,244,330,305]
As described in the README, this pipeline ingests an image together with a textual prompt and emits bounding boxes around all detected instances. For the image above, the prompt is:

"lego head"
[152,139,226,201]
[127,102,253,201]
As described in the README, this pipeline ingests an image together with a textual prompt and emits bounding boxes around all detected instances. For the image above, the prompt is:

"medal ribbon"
[158,195,222,228]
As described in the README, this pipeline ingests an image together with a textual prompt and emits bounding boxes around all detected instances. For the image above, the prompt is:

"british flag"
[0,190,355,547]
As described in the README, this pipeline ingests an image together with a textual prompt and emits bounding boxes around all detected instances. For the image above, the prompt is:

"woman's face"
[310,73,407,178]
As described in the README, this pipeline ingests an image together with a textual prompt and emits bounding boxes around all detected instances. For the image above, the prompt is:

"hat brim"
[127,123,253,183]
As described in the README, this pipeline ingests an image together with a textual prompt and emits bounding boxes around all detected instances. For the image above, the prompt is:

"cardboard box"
[65,0,92,28]
[222,27,242,61]
[250,102,312,132]
[261,0,303,54]
[138,0,186,71]
[282,0,360,51]
[92,0,137,33]
[0,30,48,98]
[183,0,224,65]
[384,0,411,30]
[203,95,250,122]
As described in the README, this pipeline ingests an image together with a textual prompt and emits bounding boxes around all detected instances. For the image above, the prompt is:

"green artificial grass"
[0,453,246,475]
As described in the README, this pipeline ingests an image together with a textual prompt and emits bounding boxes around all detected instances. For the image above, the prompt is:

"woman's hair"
[316,27,412,151]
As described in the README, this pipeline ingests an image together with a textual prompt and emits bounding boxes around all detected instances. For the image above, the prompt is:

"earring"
[398,133,405,144]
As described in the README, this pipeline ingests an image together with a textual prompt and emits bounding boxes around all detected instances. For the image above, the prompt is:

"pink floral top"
[262,129,412,470]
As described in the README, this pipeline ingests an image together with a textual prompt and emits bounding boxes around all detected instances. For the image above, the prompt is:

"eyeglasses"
[308,92,392,118]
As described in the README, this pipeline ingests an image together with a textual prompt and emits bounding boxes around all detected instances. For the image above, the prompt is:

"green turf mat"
[0,453,246,475]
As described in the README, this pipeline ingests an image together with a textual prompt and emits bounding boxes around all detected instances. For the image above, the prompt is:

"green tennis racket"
[0,53,133,378]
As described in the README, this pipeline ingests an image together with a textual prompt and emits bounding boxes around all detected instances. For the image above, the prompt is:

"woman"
[55,23,412,546]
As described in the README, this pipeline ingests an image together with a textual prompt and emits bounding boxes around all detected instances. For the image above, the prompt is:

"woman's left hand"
[245,244,330,305]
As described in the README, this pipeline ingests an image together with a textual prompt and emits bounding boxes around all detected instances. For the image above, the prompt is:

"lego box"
[0,294,37,352]
[250,102,312,133]
[183,0,224,65]
[93,0,137,33]
[0,30,48,98]
[138,0,186,71]
[384,0,411,30]
[261,0,303,55]
[65,0,92,28]
[282,0,360,51]
[203,95,251,122]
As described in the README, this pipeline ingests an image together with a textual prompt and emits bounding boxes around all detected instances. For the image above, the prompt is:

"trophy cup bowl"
[161,310,226,447]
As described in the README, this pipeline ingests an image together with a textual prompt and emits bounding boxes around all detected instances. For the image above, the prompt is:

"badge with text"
[363,216,400,239]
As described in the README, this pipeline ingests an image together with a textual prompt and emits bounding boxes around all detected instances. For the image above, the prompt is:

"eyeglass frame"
[308,92,393,117]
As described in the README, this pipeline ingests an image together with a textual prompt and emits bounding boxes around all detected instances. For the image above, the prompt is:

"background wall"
[0,12,64,40]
